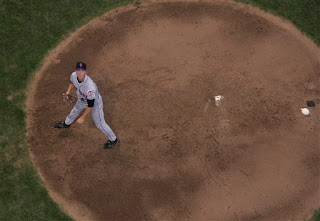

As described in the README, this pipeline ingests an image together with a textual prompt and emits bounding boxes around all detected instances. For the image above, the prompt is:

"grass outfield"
[0,0,318,220]
[235,0,320,45]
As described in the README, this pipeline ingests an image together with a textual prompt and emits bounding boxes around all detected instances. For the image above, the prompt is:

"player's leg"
[55,101,86,128]
[64,101,86,125]
[91,104,117,141]
[91,98,118,148]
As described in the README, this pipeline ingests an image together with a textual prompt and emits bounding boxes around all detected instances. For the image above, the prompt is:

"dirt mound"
[27,0,320,220]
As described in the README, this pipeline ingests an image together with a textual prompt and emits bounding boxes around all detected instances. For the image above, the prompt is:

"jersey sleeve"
[87,99,95,107]
[87,89,96,100]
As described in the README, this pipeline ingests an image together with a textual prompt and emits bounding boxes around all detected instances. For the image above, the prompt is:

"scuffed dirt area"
[27,1,320,220]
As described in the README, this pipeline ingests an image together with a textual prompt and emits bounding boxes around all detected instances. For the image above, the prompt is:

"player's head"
[75,62,86,81]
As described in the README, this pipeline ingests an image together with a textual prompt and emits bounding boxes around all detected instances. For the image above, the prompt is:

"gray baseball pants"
[65,96,117,141]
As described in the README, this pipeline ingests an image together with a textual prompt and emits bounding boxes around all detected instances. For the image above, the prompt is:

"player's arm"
[76,99,95,124]
[66,83,74,94]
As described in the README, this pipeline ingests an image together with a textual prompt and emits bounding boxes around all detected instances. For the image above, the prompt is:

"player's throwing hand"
[76,117,84,124]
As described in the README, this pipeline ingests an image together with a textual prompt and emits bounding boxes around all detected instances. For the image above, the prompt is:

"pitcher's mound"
[27,1,320,220]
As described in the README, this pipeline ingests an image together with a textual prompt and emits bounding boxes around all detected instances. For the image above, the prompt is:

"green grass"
[235,0,320,45]
[0,0,319,220]
[309,209,320,221]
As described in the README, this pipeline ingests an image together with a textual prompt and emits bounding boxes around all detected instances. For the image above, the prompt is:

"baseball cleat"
[104,138,119,149]
[54,121,70,128]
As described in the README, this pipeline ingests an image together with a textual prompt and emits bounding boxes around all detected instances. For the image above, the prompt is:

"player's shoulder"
[86,75,95,85]
[69,72,77,83]
[86,76,97,89]
[70,72,77,80]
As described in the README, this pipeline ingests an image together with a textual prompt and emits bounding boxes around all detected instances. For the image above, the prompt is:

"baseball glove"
[62,93,77,107]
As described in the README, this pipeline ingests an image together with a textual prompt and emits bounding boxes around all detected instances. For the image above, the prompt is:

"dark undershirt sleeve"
[87,99,95,107]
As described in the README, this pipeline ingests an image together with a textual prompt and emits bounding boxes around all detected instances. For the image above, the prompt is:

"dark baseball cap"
[76,62,86,70]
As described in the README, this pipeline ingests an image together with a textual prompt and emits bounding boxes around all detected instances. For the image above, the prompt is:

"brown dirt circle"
[27,0,320,220]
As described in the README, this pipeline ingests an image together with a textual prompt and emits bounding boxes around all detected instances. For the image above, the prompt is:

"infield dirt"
[27,0,320,220]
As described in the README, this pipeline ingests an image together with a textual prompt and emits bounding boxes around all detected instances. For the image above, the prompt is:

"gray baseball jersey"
[64,72,117,141]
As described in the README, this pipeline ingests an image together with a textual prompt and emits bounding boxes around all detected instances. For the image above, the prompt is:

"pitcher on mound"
[54,62,119,149]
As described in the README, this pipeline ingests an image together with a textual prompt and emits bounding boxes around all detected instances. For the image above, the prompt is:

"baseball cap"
[76,62,86,70]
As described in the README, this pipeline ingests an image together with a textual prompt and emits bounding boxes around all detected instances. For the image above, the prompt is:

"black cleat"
[54,121,70,128]
[104,138,119,149]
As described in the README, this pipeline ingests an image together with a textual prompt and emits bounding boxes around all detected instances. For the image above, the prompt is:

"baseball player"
[54,62,119,149]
